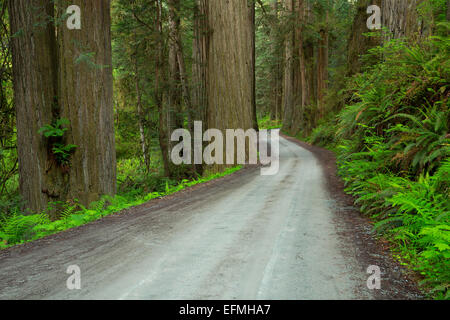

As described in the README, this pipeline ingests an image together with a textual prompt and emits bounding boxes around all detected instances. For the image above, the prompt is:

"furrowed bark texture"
[9,0,116,212]
[206,0,255,131]
[206,0,256,169]
[382,0,421,41]
[8,0,59,213]
[57,0,116,206]
[192,0,208,125]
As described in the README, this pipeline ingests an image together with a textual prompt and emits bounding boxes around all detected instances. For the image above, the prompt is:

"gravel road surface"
[0,135,422,300]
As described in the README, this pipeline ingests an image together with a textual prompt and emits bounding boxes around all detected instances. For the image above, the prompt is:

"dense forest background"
[0,0,448,298]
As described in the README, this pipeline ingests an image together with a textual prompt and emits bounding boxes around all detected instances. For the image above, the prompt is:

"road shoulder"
[281,133,424,300]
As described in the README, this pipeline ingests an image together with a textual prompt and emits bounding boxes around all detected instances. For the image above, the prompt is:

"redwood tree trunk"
[57,0,116,206]
[9,0,59,213]
[192,0,208,125]
[269,0,282,121]
[206,0,257,169]
[281,0,295,133]
[382,0,419,40]
[9,0,116,213]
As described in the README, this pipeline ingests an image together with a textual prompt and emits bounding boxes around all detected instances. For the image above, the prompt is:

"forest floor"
[0,136,423,299]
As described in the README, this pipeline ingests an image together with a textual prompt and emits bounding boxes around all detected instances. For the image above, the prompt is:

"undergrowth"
[258,115,283,130]
[310,28,450,299]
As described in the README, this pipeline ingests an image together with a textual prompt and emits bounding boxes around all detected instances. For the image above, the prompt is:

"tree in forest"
[206,0,257,138]
[9,0,116,214]
[347,0,382,76]
[316,1,329,120]
[281,0,295,134]
[268,0,283,120]
[193,0,258,171]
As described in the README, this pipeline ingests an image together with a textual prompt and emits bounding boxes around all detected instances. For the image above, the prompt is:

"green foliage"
[308,115,338,148]
[258,115,282,130]
[38,118,77,166]
[52,143,78,165]
[330,35,450,298]
[38,118,70,138]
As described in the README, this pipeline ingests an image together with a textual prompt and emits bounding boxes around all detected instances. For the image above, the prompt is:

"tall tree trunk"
[192,0,208,125]
[269,0,282,120]
[134,47,150,173]
[9,0,59,213]
[9,0,116,212]
[206,0,257,170]
[281,0,295,133]
[191,0,208,175]
[293,0,306,133]
[167,0,184,133]
[168,0,201,175]
[317,11,329,120]
[154,0,171,177]
[249,0,259,131]
[57,0,116,207]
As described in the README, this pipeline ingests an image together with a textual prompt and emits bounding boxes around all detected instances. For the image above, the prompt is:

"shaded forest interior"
[0,0,449,298]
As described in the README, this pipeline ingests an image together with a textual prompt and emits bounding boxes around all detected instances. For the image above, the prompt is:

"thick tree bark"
[10,0,116,212]
[192,0,208,125]
[382,0,419,40]
[57,0,116,207]
[206,0,257,169]
[9,0,59,213]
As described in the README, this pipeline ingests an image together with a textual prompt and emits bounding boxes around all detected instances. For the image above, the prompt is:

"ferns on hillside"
[329,34,450,298]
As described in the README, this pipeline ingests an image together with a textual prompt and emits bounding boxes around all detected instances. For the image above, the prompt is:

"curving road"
[0,135,420,299]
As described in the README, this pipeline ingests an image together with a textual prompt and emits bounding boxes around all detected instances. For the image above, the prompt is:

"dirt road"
[0,135,422,299]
